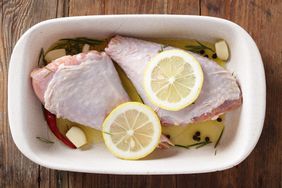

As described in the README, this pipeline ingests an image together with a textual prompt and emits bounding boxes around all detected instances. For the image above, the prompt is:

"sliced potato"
[44,49,66,62]
[215,40,229,60]
[162,120,224,147]
[66,126,87,148]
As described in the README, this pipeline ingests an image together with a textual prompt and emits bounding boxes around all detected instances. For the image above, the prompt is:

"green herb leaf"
[174,144,190,149]
[158,45,169,53]
[175,141,212,149]
[195,141,212,149]
[100,131,112,135]
[103,131,111,135]
[214,127,224,148]
[38,48,47,68]
[47,37,104,56]
[36,136,54,144]
[185,40,215,54]
[195,40,215,52]
[61,37,103,45]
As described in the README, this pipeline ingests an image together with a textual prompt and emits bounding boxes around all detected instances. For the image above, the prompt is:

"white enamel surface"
[8,15,265,174]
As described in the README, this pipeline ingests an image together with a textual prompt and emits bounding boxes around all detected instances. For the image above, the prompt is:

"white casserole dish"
[8,15,265,174]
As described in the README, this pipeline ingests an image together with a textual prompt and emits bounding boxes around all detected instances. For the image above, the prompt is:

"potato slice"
[44,49,66,62]
[215,40,229,60]
[66,126,87,148]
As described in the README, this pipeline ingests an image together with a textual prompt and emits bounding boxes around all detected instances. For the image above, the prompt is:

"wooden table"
[0,0,281,187]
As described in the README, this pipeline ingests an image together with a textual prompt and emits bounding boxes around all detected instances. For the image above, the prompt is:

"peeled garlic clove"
[66,126,87,148]
[215,40,229,61]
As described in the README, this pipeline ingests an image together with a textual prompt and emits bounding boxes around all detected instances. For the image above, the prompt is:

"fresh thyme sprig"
[38,48,47,68]
[175,140,212,149]
[102,131,112,135]
[158,44,169,53]
[185,40,215,54]
[36,136,54,144]
[96,129,112,135]
[196,141,212,148]
[49,37,104,55]
[60,38,103,45]
[214,127,224,148]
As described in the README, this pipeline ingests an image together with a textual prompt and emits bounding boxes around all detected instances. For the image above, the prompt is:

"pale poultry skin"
[31,50,130,130]
[105,36,242,126]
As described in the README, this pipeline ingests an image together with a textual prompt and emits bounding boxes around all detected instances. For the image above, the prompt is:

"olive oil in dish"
[48,37,226,148]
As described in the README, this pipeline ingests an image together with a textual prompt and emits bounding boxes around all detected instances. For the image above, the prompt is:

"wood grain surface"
[0,0,281,187]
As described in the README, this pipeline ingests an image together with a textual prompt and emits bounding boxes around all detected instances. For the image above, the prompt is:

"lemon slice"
[144,49,204,111]
[102,102,161,160]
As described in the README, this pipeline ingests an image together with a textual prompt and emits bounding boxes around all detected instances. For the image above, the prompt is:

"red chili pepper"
[43,108,76,149]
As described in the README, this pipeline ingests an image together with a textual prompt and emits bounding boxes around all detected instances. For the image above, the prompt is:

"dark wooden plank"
[0,1,8,187]
[69,0,105,15]
[57,0,69,17]
[0,0,65,187]
[105,0,166,14]
[167,0,199,14]
[199,0,282,187]
[68,172,112,188]
[39,169,70,188]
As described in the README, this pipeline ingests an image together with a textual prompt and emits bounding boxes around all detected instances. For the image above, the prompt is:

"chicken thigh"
[31,50,129,130]
[105,36,242,126]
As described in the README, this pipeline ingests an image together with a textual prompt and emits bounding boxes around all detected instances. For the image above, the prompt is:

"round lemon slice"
[144,49,204,111]
[102,102,161,160]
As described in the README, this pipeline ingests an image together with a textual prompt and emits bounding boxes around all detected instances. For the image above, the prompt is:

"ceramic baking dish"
[8,15,265,174]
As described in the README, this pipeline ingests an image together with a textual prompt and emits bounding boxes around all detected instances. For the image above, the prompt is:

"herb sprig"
[49,37,104,55]
[158,44,169,53]
[60,38,103,45]
[36,136,54,144]
[214,127,224,148]
[175,140,212,149]
[38,48,47,68]
[185,40,215,54]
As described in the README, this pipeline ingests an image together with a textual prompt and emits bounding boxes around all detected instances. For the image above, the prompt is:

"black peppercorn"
[204,55,209,58]
[166,134,171,139]
[200,50,205,54]
[217,118,222,122]
[212,53,217,59]
[205,137,210,142]
[195,131,200,136]
[193,135,201,141]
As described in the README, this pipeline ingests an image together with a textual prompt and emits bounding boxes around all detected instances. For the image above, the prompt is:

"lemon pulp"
[102,102,161,160]
[144,49,204,111]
